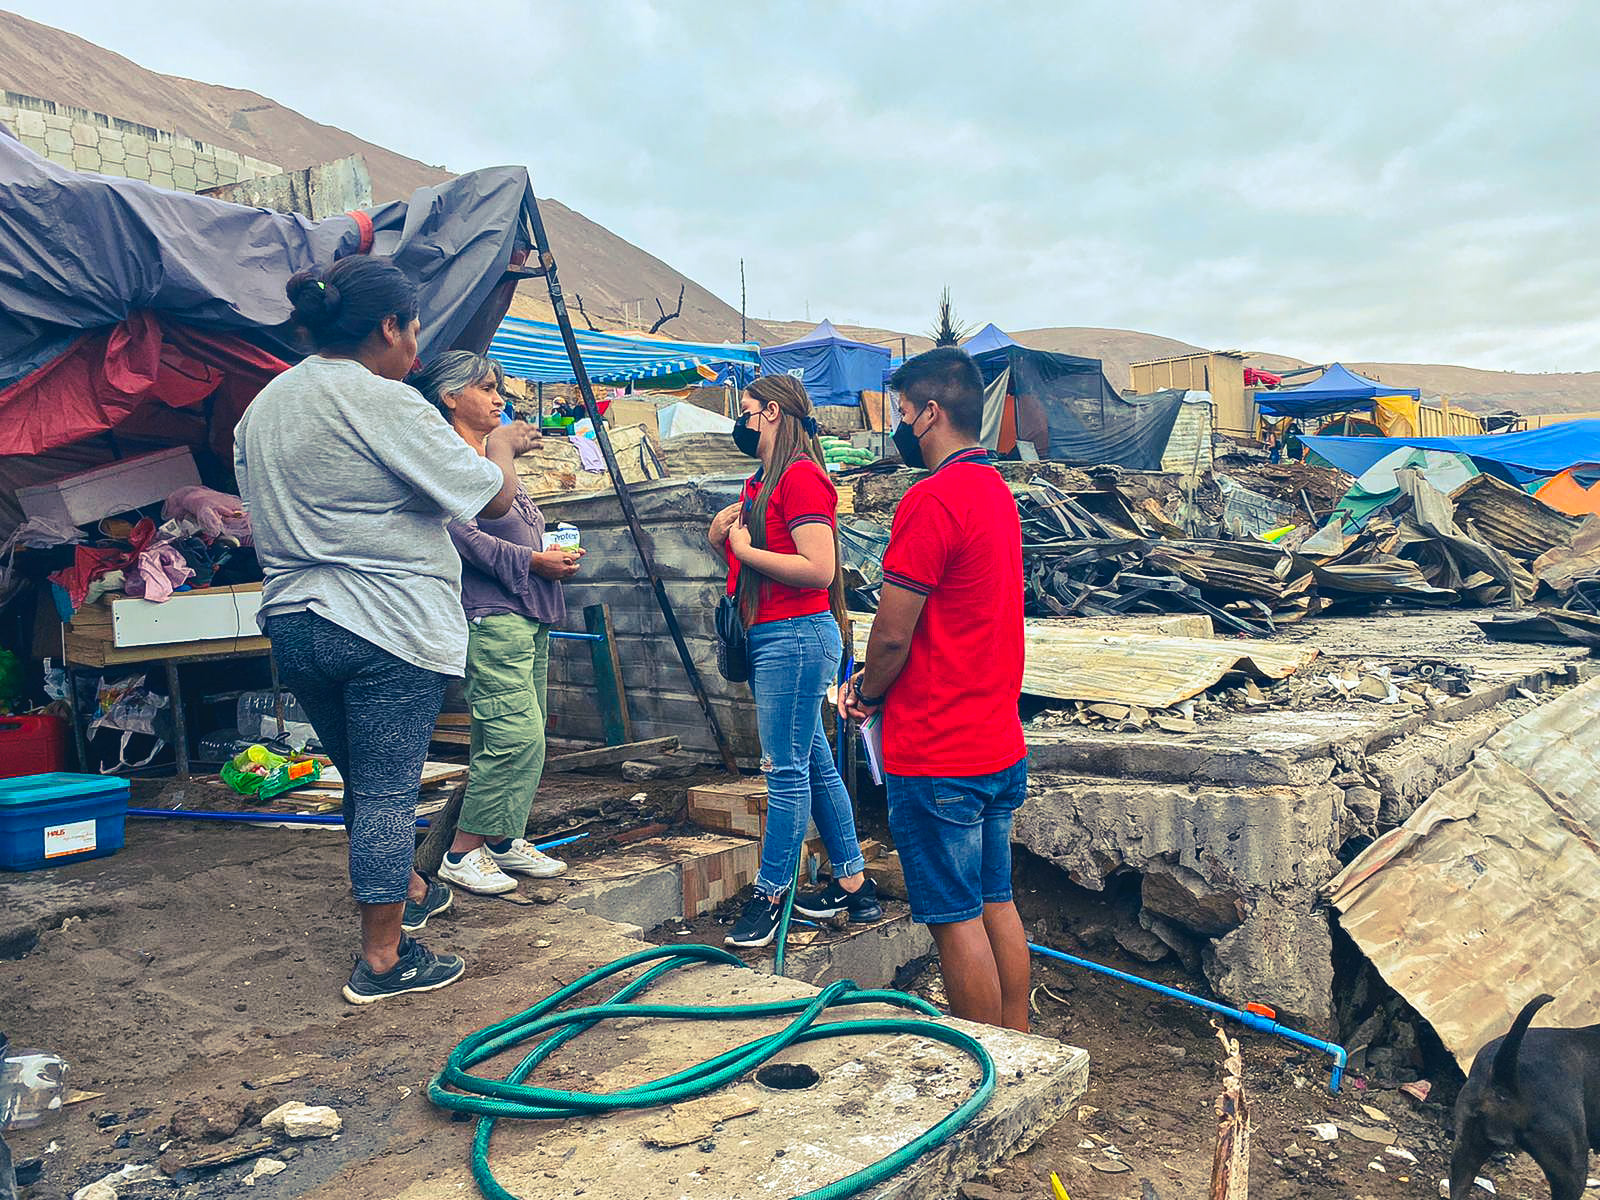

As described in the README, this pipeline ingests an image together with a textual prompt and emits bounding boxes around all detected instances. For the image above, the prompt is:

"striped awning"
[488,316,760,384]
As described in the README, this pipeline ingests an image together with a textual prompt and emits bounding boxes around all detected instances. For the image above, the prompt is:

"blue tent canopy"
[961,323,1018,356]
[1304,420,1600,479]
[759,319,890,407]
[1257,363,1421,419]
[488,316,760,384]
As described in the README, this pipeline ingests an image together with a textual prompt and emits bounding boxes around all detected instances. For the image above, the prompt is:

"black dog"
[1449,994,1600,1199]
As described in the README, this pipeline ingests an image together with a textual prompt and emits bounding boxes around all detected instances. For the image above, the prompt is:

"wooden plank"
[688,778,766,838]
[546,736,680,772]
[866,850,908,901]
[65,629,272,668]
[286,761,466,794]
[586,602,634,746]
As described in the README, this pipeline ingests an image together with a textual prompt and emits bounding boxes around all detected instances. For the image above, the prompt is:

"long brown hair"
[738,374,848,634]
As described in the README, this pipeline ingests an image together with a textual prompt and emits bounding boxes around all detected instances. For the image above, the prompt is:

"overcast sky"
[9,1,1599,372]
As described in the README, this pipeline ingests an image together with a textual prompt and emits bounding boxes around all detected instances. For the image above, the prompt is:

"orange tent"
[1535,468,1600,517]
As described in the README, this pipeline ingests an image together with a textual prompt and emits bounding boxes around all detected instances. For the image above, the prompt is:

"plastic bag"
[221,744,322,801]
[86,674,170,772]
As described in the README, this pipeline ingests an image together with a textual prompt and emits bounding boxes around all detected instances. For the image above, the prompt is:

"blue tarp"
[1257,363,1421,419]
[759,319,890,407]
[1304,420,1600,479]
[489,317,759,384]
[961,323,1018,356]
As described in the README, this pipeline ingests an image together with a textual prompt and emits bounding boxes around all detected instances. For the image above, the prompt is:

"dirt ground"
[0,766,1570,1200]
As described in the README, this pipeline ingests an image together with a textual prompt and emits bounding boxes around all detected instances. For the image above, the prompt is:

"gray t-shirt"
[234,356,504,676]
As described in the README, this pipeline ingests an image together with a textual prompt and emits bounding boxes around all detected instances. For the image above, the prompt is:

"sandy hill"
[5,11,1596,413]
[0,9,769,345]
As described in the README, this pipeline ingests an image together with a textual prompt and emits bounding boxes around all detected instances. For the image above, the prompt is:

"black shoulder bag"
[714,577,749,683]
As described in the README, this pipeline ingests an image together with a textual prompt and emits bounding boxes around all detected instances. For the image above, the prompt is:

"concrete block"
[122,134,148,157]
[563,864,684,929]
[19,135,48,158]
[14,109,46,137]
[172,165,198,191]
[148,147,173,173]
[171,144,195,166]
[150,170,176,191]
[123,157,151,181]
[687,777,767,838]
[42,111,70,131]
[71,145,101,171]
[71,121,99,147]
[1204,895,1335,1032]
[44,128,73,154]
[681,837,758,916]
[782,908,934,989]
[97,134,126,164]
[195,159,218,185]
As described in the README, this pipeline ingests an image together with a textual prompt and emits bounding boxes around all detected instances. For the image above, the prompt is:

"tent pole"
[524,202,740,773]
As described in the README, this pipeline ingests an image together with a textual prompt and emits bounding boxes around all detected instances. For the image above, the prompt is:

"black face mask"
[892,405,929,470]
[732,412,762,458]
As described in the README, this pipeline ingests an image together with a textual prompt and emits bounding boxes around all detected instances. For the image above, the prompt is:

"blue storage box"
[0,773,129,871]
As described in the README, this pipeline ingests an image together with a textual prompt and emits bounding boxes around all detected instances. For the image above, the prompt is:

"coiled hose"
[429,943,995,1200]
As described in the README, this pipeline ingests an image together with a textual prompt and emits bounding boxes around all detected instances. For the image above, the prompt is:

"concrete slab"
[395,965,1087,1200]
[550,834,758,928]
[781,908,935,989]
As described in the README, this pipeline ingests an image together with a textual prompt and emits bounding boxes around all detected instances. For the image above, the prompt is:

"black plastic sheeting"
[973,345,1185,470]
[0,127,538,387]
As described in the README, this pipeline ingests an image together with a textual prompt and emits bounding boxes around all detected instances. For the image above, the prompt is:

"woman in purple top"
[412,352,585,896]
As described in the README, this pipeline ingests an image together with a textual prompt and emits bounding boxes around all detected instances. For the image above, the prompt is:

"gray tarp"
[0,126,538,386]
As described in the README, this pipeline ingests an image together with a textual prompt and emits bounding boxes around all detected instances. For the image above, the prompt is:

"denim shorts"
[885,757,1028,925]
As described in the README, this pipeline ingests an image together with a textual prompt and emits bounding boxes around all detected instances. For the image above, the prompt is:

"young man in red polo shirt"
[839,347,1030,1032]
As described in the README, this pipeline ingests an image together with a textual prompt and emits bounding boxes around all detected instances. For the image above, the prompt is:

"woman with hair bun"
[707,374,878,952]
[234,255,539,1005]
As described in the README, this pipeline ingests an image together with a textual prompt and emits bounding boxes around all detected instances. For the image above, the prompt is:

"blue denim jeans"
[886,757,1029,925]
[747,612,866,897]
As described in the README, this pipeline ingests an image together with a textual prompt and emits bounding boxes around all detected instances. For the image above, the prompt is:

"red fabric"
[0,313,289,458]
[725,458,837,625]
[1244,367,1283,387]
[346,209,376,254]
[48,544,132,607]
[879,448,1026,777]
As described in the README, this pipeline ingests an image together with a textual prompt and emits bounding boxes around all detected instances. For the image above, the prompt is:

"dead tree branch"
[648,283,686,334]
[573,293,600,332]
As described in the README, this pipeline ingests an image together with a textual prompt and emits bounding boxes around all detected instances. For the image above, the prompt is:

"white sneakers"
[438,840,569,895]
[489,838,569,879]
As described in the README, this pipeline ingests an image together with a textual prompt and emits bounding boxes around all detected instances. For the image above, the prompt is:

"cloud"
[6,0,1599,371]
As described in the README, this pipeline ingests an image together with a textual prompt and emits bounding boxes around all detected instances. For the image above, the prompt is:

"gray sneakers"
[343,936,464,1004]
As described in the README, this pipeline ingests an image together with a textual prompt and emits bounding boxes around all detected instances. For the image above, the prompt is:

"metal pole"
[524,205,740,772]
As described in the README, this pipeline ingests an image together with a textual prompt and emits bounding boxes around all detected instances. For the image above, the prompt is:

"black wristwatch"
[856,688,887,708]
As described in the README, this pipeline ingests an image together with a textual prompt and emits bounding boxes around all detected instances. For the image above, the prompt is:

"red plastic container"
[0,716,68,780]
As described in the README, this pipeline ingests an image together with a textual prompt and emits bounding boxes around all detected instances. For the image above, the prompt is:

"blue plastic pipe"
[125,808,592,853]
[1028,941,1347,1091]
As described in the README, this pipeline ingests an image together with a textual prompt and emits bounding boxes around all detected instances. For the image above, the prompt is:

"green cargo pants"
[459,614,549,841]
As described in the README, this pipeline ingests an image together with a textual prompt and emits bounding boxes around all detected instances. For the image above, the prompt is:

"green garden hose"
[429,943,995,1200]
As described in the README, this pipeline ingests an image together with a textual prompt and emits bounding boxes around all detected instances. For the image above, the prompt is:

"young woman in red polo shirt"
[707,375,880,949]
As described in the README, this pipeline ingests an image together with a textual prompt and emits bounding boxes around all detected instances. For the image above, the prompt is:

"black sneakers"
[724,895,784,948]
[793,877,883,924]
[342,937,465,1005]
[401,876,453,933]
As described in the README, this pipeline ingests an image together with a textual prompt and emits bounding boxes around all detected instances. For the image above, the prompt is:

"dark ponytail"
[286,256,419,351]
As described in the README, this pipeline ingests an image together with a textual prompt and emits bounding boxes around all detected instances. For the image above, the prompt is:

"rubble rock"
[1205,896,1336,1030]
[260,1101,341,1139]
[1139,867,1245,937]
[1140,910,1203,973]
[244,1157,288,1186]
[1112,922,1172,964]
[957,1184,1005,1200]
[73,1184,118,1200]
[1343,786,1382,827]
[170,1096,249,1141]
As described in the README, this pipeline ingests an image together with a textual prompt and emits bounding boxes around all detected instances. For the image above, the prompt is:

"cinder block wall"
[2,90,280,191]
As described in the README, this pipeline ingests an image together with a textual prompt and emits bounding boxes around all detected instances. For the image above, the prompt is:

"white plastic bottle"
[0,1036,69,1131]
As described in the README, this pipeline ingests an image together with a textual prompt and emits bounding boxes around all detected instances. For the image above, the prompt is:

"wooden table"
[60,586,279,778]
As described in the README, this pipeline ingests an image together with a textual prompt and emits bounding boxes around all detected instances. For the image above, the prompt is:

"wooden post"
[584,602,633,747]
[1209,1022,1250,1200]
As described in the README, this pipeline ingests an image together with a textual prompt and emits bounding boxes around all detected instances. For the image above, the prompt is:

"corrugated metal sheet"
[1160,393,1215,475]
[851,618,1316,708]
[1325,676,1600,1071]
[536,476,762,762]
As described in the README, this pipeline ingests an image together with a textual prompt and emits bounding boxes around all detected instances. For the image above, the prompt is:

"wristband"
[856,688,886,708]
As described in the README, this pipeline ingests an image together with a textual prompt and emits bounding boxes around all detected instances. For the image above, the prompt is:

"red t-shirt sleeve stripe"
[882,568,933,596]
[786,513,833,531]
